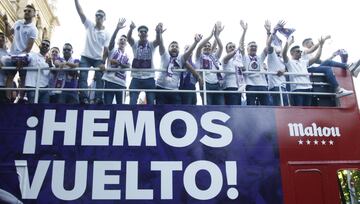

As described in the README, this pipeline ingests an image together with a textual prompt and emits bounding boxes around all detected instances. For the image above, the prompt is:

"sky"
[51,0,360,104]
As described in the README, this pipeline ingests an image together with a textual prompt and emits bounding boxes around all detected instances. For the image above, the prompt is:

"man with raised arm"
[302,37,353,98]
[179,45,200,105]
[239,20,269,106]
[127,21,162,105]
[74,0,110,104]
[2,4,38,103]
[222,31,246,105]
[282,37,325,106]
[102,18,129,105]
[156,27,202,104]
[195,22,224,105]
[266,21,288,106]
[302,37,360,77]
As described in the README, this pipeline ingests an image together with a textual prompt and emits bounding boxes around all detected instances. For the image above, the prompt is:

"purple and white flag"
[271,34,283,48]
[274,24,296,39]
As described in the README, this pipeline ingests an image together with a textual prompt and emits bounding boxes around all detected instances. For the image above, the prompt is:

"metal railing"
[0,66,339,106]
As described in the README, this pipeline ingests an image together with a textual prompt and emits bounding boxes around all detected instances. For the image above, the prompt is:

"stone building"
[0,0,59,50]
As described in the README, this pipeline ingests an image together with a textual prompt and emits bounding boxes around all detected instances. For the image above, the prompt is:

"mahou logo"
[288,123,340,146]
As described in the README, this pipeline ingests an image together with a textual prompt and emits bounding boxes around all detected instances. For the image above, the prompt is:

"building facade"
[0,0,59,49]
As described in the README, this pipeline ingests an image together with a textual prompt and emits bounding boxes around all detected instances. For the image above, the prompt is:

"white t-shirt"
[267,51,286,89]
[25,52,50,87]
[223,51,244,89]
[285,59,312,91]
[242,52,268,86]
[81,19,110,60]
[131,41,156,79]
[156,52,185,90]
[196,53,221,84]
[10,20,38,55]
[102,49,129,87]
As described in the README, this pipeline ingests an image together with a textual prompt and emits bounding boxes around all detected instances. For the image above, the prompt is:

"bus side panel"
[276,108,360,204]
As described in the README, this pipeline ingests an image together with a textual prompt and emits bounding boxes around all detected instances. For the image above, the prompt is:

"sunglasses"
[23,9,33,13]
[95,14,105,18]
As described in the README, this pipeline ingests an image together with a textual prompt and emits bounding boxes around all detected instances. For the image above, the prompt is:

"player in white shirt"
[302,37,360,77]
[239,20,270,106]
[23,40,51,104]
[127,22,163,105]
[302,37,354,98]
[222,41,244,105]
[195,23,224,105]
[2,4,38,103]
[283,37,325,106]
[75,0,110,104]
[156,32,202,104]
[102,18,129,105]
[266,32,288,106]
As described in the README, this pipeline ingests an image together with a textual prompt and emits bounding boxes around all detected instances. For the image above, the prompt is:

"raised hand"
[130,21,136,30]
[276,20,286,28]
[264,20,271,33]
[116,18,126,30]
[323,35,331,41]
[155,23,166,34]
[1,13,8,23]
[195,34,203,42]
[240,20,248,31]
[288,35,295,45]
[215,21,224,34]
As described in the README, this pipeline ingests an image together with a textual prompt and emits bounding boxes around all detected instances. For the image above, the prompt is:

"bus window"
[337,169,360,204]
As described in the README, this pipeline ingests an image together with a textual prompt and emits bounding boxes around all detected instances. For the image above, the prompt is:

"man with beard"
[127,22,162,105]
[21,40,51,104]
[156,28,202,104]
[2,4,38,103]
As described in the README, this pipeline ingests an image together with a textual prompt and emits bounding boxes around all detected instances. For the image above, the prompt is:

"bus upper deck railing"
[0,66,343,106]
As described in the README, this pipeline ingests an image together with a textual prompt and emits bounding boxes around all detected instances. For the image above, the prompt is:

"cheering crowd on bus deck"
[0,1,359,106]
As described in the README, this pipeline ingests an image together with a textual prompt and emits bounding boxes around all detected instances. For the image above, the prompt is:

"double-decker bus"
[0,67,359,204]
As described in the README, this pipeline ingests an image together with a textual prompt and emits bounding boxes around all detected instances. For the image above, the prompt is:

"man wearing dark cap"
[2,4,38,103]
[127,22,162,104]
[74,0,110,104]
